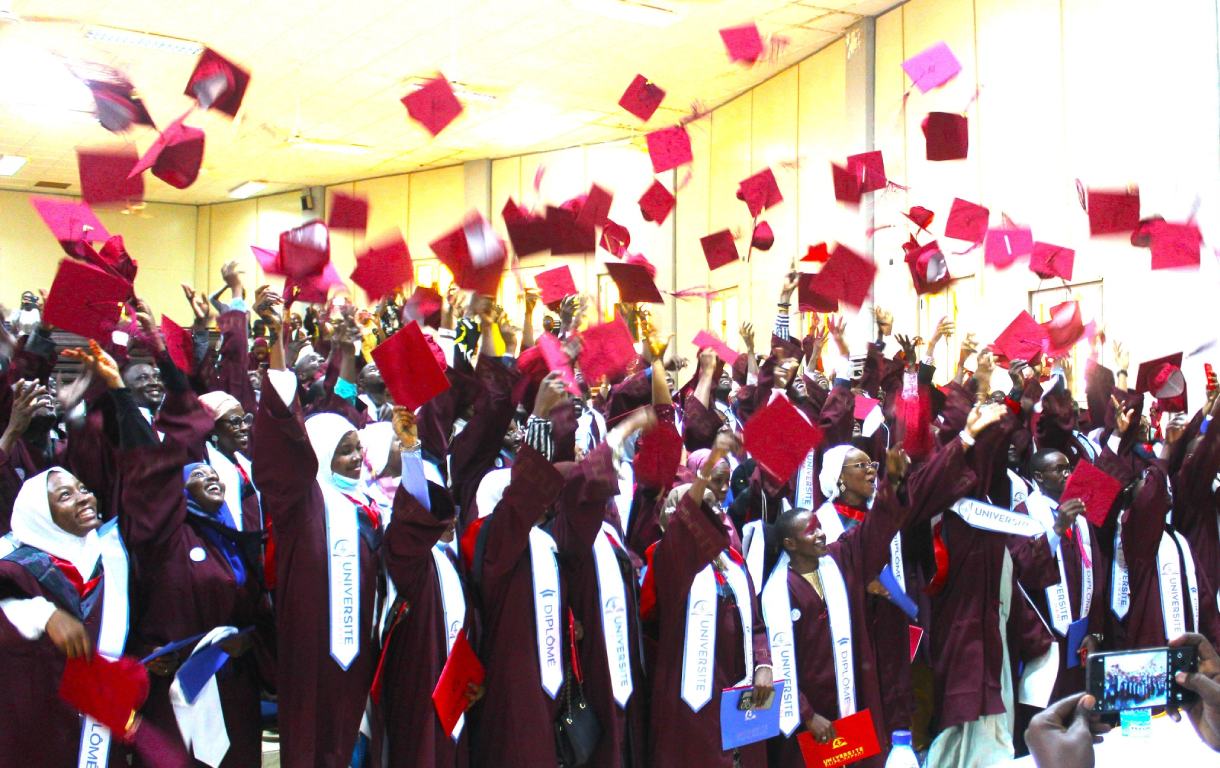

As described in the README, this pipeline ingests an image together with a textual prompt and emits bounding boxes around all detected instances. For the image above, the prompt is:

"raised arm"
[652,448,731,593]
[479,446,564,585]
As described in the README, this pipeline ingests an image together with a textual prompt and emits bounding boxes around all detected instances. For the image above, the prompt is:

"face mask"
[331,473,361,493]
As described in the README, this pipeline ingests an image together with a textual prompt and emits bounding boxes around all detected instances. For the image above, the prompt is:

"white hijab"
[475,468,512,519]
[10,468,101,579]
[359,421,396,478]
[819,444,853,503]
[305,412,359,489]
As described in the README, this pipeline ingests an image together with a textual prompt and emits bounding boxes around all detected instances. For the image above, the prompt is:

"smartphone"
[1086,646,1197,712]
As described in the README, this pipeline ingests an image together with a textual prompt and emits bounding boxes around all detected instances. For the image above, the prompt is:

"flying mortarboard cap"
[402,285,444,329]
[502,198,551,257]
[30,196,110,257]
[328,191,369,233]
[639,180,675,225]
[546,205,596,255]
[1086,188,1140,236]
[86,78,155,134]
[692,330,738,365]
[160,314,195,375]
[372,322,451,410]
[922,112,969,161]
[1042,301,1085,356]
[185,48,250,118]
[797,272,838,313]
[77,146,144,207]
[700,229,740,270]
[832,163,862,205]
[991,311,1048,366]
[983,226,1034,269]
[801,242,831,263]
[534,265,578,306]
[578,317,637,384]
[719,23,765,64]
[350,230,413,302]
[645,125,692,174]
[599,220,631,258]
[902,41,962,93]
[278,220,331,279]
[576,184,613,231]
[605,261,663,304]
[43,259,133,341]
[128,112,205,189]
[846,151,886,193]
[632,420,684,488]
[743,396,824,483]
[284,262,345,305]
[904,240,951,295]
[944,197,990,244]
[1134,352,1184,396]
[429,212,506,296]
[619,74,666,122]
[1029,242,1075,281]
[737,168,783,217]
[751,221,774,251]
[401,75,464,137]
[808,245,876,309]
[1147,220,1202,270]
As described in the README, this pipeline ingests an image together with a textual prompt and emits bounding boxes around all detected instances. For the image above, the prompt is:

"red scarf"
[834,502,867,524]
[49,556,100,598]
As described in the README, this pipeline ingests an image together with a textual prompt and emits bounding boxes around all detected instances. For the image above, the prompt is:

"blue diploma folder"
[1066,617,1089,669]
[879,564,919,621]
[720,681,785,750]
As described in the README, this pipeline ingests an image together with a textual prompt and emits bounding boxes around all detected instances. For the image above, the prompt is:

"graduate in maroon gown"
[646,448,774,768]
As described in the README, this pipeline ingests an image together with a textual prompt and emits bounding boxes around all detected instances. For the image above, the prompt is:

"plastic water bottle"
[885,730,920,768]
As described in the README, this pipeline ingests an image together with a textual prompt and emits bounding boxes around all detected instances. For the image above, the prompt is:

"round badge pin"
[790,608,801,622]
[189,546,207,562]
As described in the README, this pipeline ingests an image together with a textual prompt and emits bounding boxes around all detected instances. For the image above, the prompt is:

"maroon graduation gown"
[1172,417,1220,637]
[451,357,521,527]
[647,494,771,768]
[252,376,381,768]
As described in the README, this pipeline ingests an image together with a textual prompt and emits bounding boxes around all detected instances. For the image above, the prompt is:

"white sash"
[322,486,361,670]
[170,625,239,768]
[814,501,904,589]
[820,555,856,719]
[77,520,130,768]
[1157,531,1200,639]
[950,498,1046,537]
[1026,493,1094,636]
[742,520,766,590]
[1008,469,1031,509]
[888,531,905,590]
[795,448,817,511]
[1016,580,1060,708]
[529,527,564,698]
[1111,525,1130,619]
[433,545,468,738]
[681,554,753,712]
[593,524,633,707]
[205,444,246,532]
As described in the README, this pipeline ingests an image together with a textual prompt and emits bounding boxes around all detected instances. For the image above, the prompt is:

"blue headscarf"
[183,462,247,587]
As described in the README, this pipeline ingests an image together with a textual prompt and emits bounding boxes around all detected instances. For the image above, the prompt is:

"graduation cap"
[700,230,740,270]
[43,259,133,341]
[983,226,1033,269]
[129,112,205,189]
[94,235,139,284]
[743,396,824,483]
[251,244,281,275]
[402,285,444,329]
[737,168,783,217]
[1061,461,1123,527]
[692,330,738,365]
[59,654,149,738]
[546,205,596,255]
[350,231,413,302]
[278,220,331,279]
[30,196,111,257]
[639,180,675,225]
[751,221,774,251]
[801,242,830,263]
[284,262,345,305]
[160,314,194,375]
[797,272,839,313]
[1029,242,1075,281]
[401,75,464,137]
[806,245,876,309]
[576,184,613,231]
[991,311,1048,366]
[534,265,578,306]
[502,198,551,257]
[328,191,369,233]
[619,74,665,122]
[922,112,969,161]
[536,332,579,395]
[578,317,637,384]
[720,23,765,64]
[846,151,886,193]
[633,420,684,488]
[832,163,862,205]
[905,206,935,231]
[86,77,155,133]
[372,322,451,410]
[645,125,692,174]
[1129,216,1163,248]
[944,197,990,244]
[904,240,951,294]
[185,48,250,117]
[1135,353,1185,396]
[1086,188,1140,235]
[902,41,962,93]
[430,212,507,296]
[1042,301,1085,356]
[1148,220,1202,270]
[77,146,144,207]
[605,261,663,304]
[599,220,631,257]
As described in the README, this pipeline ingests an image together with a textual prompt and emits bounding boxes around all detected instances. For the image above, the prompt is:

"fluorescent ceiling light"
[568,0,682,27]
[287,137,373,155]
[84,26,204,56]
[229,181,268,199]
[0,155,27,176]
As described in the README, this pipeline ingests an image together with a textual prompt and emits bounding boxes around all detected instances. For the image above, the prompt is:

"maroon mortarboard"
[904,206,935,231]
[1086,188,1140,235]
[502,198,551,257]
[737,168,783,217]
[720,22,765,64]
[633,420,684,488]
[351,231,413,302]
[645,125,692,174]
[944,197,990,243]
[546,205,596,255]
[401,75,464,137]
[284,262,345,305]
[809,245,876,309]
[1148,220,1202,270]
[801,242,831,263]
[160,314,194,374]
[743,396,824,483]
[536,332,579,394]
[605,261,663,304]
[1029,242,1075,281]
[251,244,281,274]
[185,48,250,118]
[639,180,676,225]
[278,219,331,279]
[922,112,969,161]
[798,272,839,313]
[43,259,133,341]
[534,265,578,306]
[1061,460,1123,528]
[991,311,1048,366]
[832,163,862,205]
[402,285,444,328]
[600,220,631,257]
[59,654,149,738]
[983,226,1034,269]
[624,252,657,278]
[1042,301,1085,356]
[902,41,962,93]
[619,74,666,122]
[904,240,951,295]
[77,146,144,207]
[96,235,138,283]
[430,630,484,736]
[86,78,155,133]
[1130,216,1163,248]
[576,184,613,230]
[700,230,739,271]
[129,112,205,189]
[328,191,369,233]
[1135,352,1184,395]
[751,221,774,251]
[578,317,637,384]
[846,151,886,193]
[429,212,507,296]
[373,322,451,409]
[1150,362,1188,413]
[692,330,738,365]
[31,196,110,256]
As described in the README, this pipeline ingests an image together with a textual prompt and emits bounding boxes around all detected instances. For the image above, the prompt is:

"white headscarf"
[10,468,101,579]
[475,469,512,519]
[359,421,396,478]
[305,412,359,487]
[818,444,853,503]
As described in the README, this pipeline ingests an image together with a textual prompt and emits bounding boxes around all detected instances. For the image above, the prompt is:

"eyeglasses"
[219,413,255,428]
[844,461,879,472]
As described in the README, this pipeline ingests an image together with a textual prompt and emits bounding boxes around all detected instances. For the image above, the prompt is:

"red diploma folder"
[59,655,150,739]
[432,630,485,737]
[797,709,881,767]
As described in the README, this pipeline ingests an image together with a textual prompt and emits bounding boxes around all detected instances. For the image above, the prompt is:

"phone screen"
[1098,649,1169,711]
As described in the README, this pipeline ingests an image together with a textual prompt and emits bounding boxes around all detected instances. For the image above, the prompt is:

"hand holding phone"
[1168,633,1220,752]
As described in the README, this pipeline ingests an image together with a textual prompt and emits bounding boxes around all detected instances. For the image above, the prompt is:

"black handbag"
[555,609,601,767]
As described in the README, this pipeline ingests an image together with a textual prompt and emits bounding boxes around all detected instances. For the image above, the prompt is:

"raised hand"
[827,315,849,355]
[532,372,568,420]
[895,334,918,367]
[780,265,799,303]
[181,284,211,323]
[62,340,122,390]
[965,402,1007,438]
[391,406,419,450]
[886,444,911,485]
[739,322,755,352]
[1,380,47,450]
[1055,498,1086,537]
[133,298,164,354]
[873,306,893,337]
